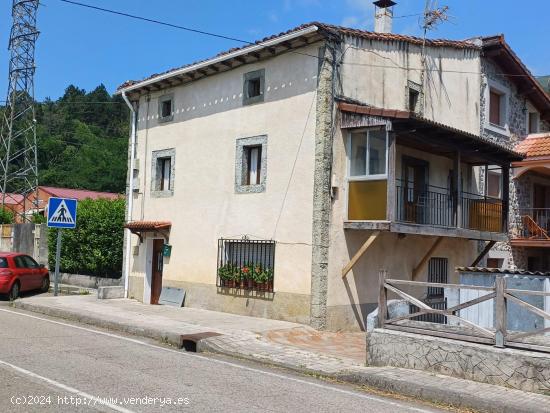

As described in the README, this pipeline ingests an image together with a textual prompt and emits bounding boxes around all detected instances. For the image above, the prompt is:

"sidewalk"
[13,295,550,413]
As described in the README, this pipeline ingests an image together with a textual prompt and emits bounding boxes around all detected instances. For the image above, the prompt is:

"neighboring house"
[118,7,550,330]
[2,187,120,222]
[505,134,550,271]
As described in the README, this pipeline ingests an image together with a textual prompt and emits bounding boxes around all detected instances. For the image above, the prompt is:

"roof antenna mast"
[420,0,449,111]
[0,0,40,222]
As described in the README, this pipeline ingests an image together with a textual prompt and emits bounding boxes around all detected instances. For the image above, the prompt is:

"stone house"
[117,13,549,330]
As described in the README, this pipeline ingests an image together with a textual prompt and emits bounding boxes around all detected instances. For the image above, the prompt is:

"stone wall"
[368,328,550,394]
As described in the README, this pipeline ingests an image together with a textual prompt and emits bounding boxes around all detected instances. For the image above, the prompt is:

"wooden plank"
[412,237,443,280]
[447,292,496,313]
[505,341,550,354]
[505,288,550,297]
[506,326,550,341]
[386,131,396,222]
[341,231,380,278]
[383,282,432,310]
[386,310,429,324]
[383,324,495,345]
[495,276,506,347]
[505,292,550,320]
[386,279,495,291]
[470,241,496,267]
[445,313,495,338]
[377,270,388,328]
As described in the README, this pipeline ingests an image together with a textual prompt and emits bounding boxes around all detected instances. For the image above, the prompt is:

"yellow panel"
[348,180,387,220]
[468,200,502,232]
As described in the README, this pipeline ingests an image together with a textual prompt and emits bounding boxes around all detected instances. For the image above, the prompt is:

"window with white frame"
[348,128,388,179]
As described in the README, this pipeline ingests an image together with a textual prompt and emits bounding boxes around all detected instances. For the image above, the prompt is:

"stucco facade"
[119,23,549,331]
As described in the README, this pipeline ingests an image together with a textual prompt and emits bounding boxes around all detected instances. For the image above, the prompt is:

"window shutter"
[489,91,501,125]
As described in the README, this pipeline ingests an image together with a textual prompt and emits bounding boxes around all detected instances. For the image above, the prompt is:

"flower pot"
[226,280,236,288]
[246,279,254,290]
[267,281,273,292]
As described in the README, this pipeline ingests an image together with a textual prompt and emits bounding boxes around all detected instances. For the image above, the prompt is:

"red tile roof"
[118,22,479,91]
[40,186,120,201]
[514,134,550,159]
[2,193,24,205]
[124,221,172,231]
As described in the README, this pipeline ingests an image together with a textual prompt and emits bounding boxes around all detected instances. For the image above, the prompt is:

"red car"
[0,253,49,300]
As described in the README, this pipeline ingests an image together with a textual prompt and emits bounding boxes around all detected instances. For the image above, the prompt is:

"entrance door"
[151,239,164,305]
[402,157,429,224]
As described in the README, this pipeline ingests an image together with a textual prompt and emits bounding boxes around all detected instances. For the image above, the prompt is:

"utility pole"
[0,0,40,222]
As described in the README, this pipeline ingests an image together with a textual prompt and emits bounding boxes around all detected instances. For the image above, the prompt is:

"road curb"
[13,301,185,348]
[13,300,550,413]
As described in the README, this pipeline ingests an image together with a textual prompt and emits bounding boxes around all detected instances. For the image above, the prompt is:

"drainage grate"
[179,332,221,352]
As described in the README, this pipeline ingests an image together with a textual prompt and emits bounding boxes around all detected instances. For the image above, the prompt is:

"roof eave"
[117,25,322,97]
[482,36,550,121]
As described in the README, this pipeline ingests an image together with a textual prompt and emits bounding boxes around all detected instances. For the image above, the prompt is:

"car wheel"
[40,275,50,293]
[8,282,19,301]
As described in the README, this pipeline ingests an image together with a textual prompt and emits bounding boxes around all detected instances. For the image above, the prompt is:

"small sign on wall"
[163,244,172,257]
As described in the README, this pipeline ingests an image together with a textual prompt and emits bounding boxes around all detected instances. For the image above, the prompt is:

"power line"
[55,0,547,79]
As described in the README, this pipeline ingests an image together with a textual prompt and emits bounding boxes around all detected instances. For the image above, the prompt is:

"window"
[489,89,502,126]
[0,258,7,268]
[235,135,267,193]
[409,89,419,112]
[245,146,262,185]
[243,69,265,105]
[151,148,175,197]
[427,257,448,298]
[158,94,174,123]
[159,157,171,191]
[487,170,502,198]
[22,256,39,268]
[528,112,540,134]
[349,128,387,179]
[217,238,275,292]
[486,258,504,269]
[14,256,26,268]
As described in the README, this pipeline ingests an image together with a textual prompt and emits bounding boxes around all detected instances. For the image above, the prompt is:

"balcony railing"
[396,184,455,227]
[395,184,504,233]
[512,208,550,240]
[461,192,504,233]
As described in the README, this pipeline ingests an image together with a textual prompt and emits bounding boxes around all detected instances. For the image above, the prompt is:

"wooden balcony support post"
[412,236,443,280]
[502,166,510,233]
[342,231,380,278]
[386,130,396,222]
[495,276,507,348]
[454,151,462,228]
[377,269,388,328]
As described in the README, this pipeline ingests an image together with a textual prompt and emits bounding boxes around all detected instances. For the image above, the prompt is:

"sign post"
[47,197,77,296]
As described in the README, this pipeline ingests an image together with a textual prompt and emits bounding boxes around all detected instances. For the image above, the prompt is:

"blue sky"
[1,0,549,101]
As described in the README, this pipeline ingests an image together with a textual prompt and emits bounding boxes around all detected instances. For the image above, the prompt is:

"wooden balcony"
[511,208,550,247]
[345,183,507,242]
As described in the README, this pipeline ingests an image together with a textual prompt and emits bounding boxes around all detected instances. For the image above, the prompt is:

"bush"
[0,208,14,224]
[48,197,125,277]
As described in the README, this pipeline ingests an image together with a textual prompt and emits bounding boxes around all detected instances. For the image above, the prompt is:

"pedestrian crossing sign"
[47,197,77,229]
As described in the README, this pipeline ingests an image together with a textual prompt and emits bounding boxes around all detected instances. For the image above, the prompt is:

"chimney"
[373,0,396,33]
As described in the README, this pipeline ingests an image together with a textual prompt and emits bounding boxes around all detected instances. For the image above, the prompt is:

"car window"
[0,258,7,268]
[14,256,26,268]
[22,256,39,268]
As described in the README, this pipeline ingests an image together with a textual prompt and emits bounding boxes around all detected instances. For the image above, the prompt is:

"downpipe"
[122,91,137,299]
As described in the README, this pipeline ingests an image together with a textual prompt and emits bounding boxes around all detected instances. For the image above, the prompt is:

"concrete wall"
[340,37,481,134]
[368,328,550,394]
[127,44,323,321]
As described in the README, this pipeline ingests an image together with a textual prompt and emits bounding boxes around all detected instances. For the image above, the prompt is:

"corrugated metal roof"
[40,186,120,201]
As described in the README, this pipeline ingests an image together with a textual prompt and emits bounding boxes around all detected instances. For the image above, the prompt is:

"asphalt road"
[0,303,447,413]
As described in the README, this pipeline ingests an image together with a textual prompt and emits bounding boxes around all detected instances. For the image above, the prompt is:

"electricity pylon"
[0,0,40,222]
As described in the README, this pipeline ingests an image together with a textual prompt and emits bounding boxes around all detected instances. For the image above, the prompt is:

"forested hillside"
[35,85,129,193]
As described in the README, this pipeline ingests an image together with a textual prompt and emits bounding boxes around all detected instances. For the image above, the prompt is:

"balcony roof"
[338,100,524,166]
